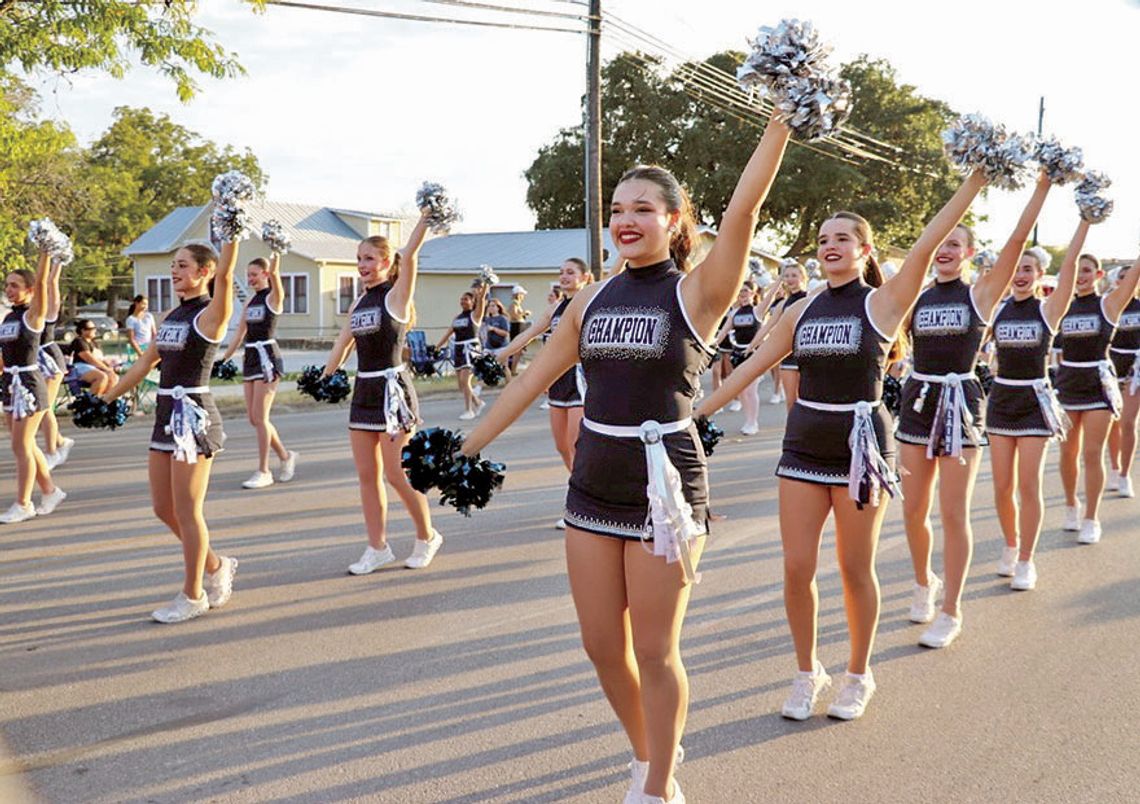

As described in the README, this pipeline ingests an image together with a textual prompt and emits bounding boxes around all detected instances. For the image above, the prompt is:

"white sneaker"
[1011,560,1037,591]
[781,661,832,720]
[625,746,685,804]
[996,546,1018,577]
[44,450,62,470]
[405,530,443,569]
[472,384,483,398]
[827,671,876,720]
[473,399,486,417]
[1106,472,1121,492]
[727,399,742,412]
[768,392,783,404]
[1062,504,1081,531]
[539,399,550,410]
[35,487,67,516]
[908,575,943,623]
[1119,475,1135,498]
[278,450,298,483]
[0,502,36,524]
[151,592,209,624]
[919,612,962,648]
[553,518,567,530]
[55,436,75,466]
[242,471,274,490]
[458,409,476,420]
[203,556,238,608]
[348,544,396,575]
[638,781,685,804]
[740,422,759,436]
[1077,519,1102,544]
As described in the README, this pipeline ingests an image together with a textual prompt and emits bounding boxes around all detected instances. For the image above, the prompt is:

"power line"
[263,0,585,34]
[419,0,596,22]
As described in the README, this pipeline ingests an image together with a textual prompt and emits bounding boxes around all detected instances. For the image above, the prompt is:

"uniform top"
[991,296,1053,380]
[792,278,889,404]
[0,304,42,368]
[1110,297,1140,352]
[782,289,807,313]
[244,287,280,343]
[731,304,759,345]
[41,317,58,348]
[350,282,407,372]
[155,295,221,390]
[1059,293,1114,363]
[549,296,572,337]
[452,309,477,342]
[579,258,714,427]
[907,277,987,375]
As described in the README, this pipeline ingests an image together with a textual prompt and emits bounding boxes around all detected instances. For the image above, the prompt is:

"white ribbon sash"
[3,365,39,419]
[246,339,277,382]
[358,364,416,435]
[159,385,211,463]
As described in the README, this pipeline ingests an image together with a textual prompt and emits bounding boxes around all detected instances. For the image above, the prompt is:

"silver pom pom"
[210,170,256,243]
[477,264,499,287]
[27,218,74,265]
[1034,137,1084,186]
[769,74,852,142]
[416,181,462,234]
[753,270,774,289]
[972,249,998,271]
[804,258,821,277]
[1075,171,1113,223]
[942,114,1033,190]
[261,219,292,255]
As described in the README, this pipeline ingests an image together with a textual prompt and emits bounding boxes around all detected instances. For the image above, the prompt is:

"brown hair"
[7,269,35,290]
[361,236,414,326]
[180,242,218,272]
[1079,252,1102,272]
[563,256,594,286]
[825,211,906,362]
[248,257,269,271]
[617,165,698,272]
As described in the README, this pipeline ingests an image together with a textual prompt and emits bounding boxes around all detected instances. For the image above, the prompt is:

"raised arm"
[197,241,238,341]
[870,170,987,334]
[974,171,1052,316]
[1105,253,1140,322]
[495,301,559,362]
[26,251,51,330]
[389,211,431,321]
[45,259,62,323]
[685,119,791,336]
[471,284,488,326]
[1042,221,1090,330]
[265,253,285,314]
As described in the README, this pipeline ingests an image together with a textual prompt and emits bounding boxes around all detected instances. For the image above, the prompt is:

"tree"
[0,0,265,101]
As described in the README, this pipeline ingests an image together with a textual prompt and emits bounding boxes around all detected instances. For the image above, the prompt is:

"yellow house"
[124,202,405,344]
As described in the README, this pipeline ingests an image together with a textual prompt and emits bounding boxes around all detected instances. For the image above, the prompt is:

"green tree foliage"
[0,0,265,101]
[525,52,965,257]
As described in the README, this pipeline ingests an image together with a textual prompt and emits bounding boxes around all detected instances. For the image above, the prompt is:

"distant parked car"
[59,315,119,343]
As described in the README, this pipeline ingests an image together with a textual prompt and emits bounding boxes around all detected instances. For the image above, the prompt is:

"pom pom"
[296,365,325,400]
[942,114,1034,190]
[296,365,351,403]
[972,249,998,271]
[974,363,994,396]
[1034,137,1084,186]
[881,374,902,419]
[28,218,74,265]
[753,269,773,289]
[476,264,499,287]
[729,350,749,368]
[322,369,351,403]
[211,359,238,381]
[439,455,506,517]
[410,356,437,378]
[696,415,725,456]
[416,181,462,234]
[804,258,821,277]
[769,73,852,142]
[68,391,129,430]
[401,427,465,492]
[210,170,256,242]
[1075,171,1113,223]
[261,219,292,254]
[472,353,506,387]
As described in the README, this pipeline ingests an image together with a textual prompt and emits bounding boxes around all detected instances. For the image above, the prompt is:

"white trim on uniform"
[674,274,716,356]
[967,283,990,325]
[864,288,892,341]
[191,309,224,344]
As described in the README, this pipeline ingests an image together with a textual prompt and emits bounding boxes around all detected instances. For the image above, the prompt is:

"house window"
[338,274,362,314]
[147,276,173,312]
[281,273,308,314]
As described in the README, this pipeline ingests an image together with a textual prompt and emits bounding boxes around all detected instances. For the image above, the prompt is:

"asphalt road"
[1,379,1137,803]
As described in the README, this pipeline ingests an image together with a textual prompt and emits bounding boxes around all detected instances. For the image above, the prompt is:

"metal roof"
[123,202,402,262]
[418,229,619,273]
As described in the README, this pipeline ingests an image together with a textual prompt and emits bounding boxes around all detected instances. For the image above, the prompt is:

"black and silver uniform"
[151,295,224,455]
[242,287,285,381]
[778,289,808,369]
[348,282,418,431]
[1109,297,1140,382]
[1056,293,1116,411]
[985,296,1055,437]
[547,296,584,408]
[0,304,47,413]
[450,309,478,370]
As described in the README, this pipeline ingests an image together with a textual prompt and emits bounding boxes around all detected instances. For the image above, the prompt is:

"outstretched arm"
[685,119,792,337]
[389,210,432,321]
[1042,221,1089,330]
[1105,253,1140,322]
[470,284,488,326]
[323,321,356,377]
[27,251,51,330]
[974,171,1052,317]
[46,259,62,323]
[495,301,559,362]
[265,253,285,314]
[197,241,238,341]
[104,343,161,402]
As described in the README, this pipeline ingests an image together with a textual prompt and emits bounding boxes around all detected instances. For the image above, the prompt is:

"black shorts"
[985,383,1053,438]
[150,391,225,458]
[242,342,285,382]
[0,370,48,416]
[349,371,420,432]
[895,376,987,448]
[565,423,709,540]
[777,402,895,485]
[548,365,584,408]
[1110,350,1137,383]
[1056,364,1113,411]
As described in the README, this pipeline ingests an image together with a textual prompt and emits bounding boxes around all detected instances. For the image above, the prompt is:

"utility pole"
[584,0,604,278]
[1033,95,1044,247]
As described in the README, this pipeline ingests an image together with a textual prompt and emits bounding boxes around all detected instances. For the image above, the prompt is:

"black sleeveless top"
[908,278,986,374]
[992,296,1052,380]
[1111,298,1140,352]
[452,309,476,341]
[579,259,714,426]
[549,296,572,336]
[244,287,278,342]
[351,282,406,372]
[0,304,40,368]
[793,279,889,403]
[783,289,807,313]
[1059,293,1114,363]
[731,304,759,345]
[155,295,218,389]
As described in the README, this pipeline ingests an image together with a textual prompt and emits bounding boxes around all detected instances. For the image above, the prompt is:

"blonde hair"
[361,236,414,326]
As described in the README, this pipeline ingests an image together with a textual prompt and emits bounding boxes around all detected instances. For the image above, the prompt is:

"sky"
[29,0,1140,258]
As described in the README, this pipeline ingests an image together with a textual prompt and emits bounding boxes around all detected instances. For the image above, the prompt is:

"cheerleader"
[1,251,67,523]
[463,117,792,803]
[700,170,989,719]
[986,231,1086,590]
[895,171,1050,646]
[103,240,237,622]
[711,312,740,412]
[436,284,487,420]
[1106,264,1140,497]
[38,259,74,468]
[748,260,809,410]
[1056,249,1140,543]
[323,210,441,574]
[217,255,299,489]
[710,280,767,434]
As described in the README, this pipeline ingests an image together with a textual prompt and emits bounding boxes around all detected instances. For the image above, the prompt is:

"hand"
[495,351,509,366]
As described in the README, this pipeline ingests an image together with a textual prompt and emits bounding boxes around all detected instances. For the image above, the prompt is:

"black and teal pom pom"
[695,416,725,457]
[472,353,506,387]
[440,455,506,517]
[211,359,238,381]
[68,391,129,430]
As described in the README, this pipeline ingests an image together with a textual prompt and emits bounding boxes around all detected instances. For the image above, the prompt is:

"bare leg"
[39,374,64,453]
[1015,438,1049,560]
[379,431,434,541]
[778,478,831,672]
[247,380,289,474]
[900,443,937,587]
[989,435,1019,549]
[1081,410,1113,520]
[1059,411,1083,508]
[149,452,219,598]
[830,486,889,674]
[1117,391,1140,475]
[10,412,53,506]
[350,429,388,549]
[935,450,981,618]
